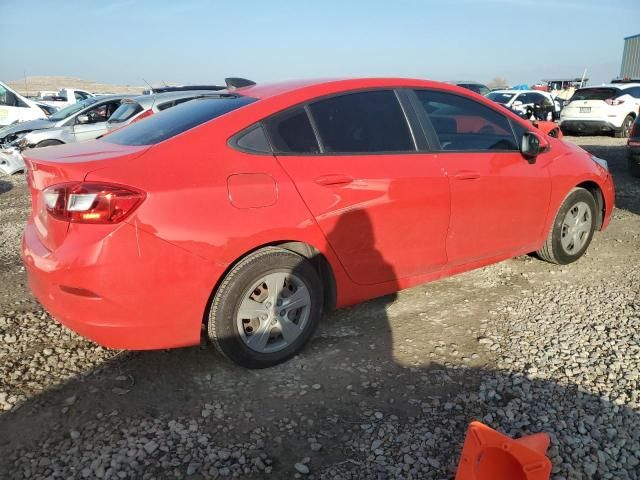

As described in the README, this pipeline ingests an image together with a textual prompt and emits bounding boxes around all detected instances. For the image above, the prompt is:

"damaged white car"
[0,95,131,174]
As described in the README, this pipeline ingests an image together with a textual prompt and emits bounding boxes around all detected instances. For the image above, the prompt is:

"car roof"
[124,90,226,108]
[491,89,552,94]
[234,77,487,101]
[577,84,639,90]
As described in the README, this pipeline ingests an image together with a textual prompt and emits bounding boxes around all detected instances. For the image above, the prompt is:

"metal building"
[620,34,640,79]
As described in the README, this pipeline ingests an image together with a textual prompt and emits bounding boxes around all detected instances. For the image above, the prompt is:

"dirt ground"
[0,136,638,479]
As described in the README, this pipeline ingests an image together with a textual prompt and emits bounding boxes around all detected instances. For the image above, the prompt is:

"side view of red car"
[22,78,614,368]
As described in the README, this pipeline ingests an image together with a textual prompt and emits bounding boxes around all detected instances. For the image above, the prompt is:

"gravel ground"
[0,136,638,479]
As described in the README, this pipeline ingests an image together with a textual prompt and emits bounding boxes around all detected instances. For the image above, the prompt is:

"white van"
[0,80,47,127]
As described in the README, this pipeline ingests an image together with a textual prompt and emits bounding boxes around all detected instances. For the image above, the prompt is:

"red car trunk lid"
[23,141,151,251]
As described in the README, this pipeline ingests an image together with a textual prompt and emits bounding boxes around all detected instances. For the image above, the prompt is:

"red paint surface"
[22,78,615,350]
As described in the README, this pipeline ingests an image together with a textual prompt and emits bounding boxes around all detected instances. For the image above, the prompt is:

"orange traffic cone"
[455,421,552,480]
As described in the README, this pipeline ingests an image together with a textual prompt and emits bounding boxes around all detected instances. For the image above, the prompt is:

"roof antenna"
[142,78,154,95]
[225,78,256,91]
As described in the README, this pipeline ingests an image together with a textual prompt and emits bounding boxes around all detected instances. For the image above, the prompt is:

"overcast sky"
[4,0,639,87]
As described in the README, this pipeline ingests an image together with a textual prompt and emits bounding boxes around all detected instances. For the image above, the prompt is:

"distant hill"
[6,76,145,96]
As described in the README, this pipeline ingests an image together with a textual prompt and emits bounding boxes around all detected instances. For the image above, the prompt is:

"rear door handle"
[454,171,481,180]
[314,174,354,186]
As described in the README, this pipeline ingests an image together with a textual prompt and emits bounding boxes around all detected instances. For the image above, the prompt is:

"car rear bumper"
[22,220,225,350]
[559,119,621,134]
[0,148,25,175]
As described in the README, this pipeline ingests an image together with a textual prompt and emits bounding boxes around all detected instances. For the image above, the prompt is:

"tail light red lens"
[43,183,145,223]
[131,109,154,123]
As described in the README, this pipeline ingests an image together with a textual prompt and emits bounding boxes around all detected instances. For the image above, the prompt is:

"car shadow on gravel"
[1,349,638,479]
[0,180,13,195]
[579,142,640,216]
[1,206,639,479]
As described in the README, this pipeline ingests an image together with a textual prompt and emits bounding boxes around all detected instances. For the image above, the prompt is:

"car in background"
[560,83,640,137]
[0,80,47,126]
[487,90,559,121]
[34,102,59,117]
[37,88,95,108]
[628,115,640,177]
[0,95,131,174]
[21,78,613,369]
[104,90,223,133]
[450,81,491,96]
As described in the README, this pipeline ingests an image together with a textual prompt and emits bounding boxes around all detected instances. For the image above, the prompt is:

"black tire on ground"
[35,139,64,148]
[207,246,323,369]
[537,188,597,265]
[615,115,634,138]
[629,156,640,178]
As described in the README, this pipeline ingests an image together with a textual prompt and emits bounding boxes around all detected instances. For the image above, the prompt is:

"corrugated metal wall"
[621,34,640,78]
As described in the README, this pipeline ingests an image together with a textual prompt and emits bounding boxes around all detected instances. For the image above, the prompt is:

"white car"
[559,83,640,137]
[0,81,47,127]
[486,90,559,121]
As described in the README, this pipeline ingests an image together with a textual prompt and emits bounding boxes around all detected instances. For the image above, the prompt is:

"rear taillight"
[605,98,624,106]
[131,109,154,123]
[43,183,145,224]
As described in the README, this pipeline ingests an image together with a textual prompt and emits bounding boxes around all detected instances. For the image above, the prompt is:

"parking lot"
[0,135,638,479]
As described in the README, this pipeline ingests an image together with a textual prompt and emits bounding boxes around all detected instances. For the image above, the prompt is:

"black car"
[628,115,640,177]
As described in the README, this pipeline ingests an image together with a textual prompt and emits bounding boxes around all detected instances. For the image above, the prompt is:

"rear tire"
[629,156,640,178]
[537,188,596,265]
[615,115,633,138]
[207,247,323,368]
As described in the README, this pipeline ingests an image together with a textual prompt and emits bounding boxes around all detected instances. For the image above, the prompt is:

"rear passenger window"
[232,124,271,154]
[308,90,414,153]
[264,107,319,154]
[414,90,519,151]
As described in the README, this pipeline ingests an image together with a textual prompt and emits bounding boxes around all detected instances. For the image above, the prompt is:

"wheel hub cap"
[236,272,311,353]
[560,201,592,254]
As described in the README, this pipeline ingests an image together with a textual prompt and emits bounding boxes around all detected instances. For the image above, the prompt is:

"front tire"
[207,247,323,368]
[537,188,597,265]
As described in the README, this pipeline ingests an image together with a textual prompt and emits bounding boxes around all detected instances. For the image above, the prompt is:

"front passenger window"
[413,90,519,151]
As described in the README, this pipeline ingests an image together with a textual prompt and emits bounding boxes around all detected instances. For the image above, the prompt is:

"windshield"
[49,97,98,121]
[486,92,515,104]
[103,95,256,146]
[571,88,620,101]
[108,102,143,123]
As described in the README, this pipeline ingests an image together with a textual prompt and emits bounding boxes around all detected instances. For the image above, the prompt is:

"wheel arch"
[576,180,605,230]
[202,240,338,327]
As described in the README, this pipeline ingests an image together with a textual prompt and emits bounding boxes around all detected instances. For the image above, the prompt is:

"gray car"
[0,95,132,174]
[104,90,222,133]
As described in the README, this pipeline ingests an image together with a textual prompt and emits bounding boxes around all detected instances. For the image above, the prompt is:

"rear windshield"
[486,92,515,104]
[108,102,143,123]
[571,88,620,101]
[103,95,256,146]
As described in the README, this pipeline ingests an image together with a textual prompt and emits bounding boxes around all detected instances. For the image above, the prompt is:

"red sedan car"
[22,78,614,368]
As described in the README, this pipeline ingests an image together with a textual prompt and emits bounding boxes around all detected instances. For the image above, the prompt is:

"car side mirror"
[521,131,550,163]
[512,100,523,107]
[76,114,89,125]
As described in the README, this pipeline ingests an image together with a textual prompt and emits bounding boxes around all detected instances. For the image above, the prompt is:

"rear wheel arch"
[202,240,337,328]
